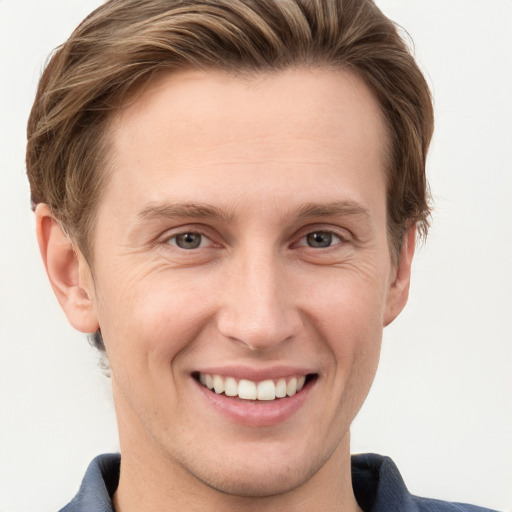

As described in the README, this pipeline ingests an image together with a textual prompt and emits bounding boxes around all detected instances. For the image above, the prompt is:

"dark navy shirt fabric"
[59,453,496,512]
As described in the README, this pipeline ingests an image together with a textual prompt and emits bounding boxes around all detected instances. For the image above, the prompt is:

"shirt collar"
[58,452,463,512]
[352,453,420,512]
[60,453,120,512]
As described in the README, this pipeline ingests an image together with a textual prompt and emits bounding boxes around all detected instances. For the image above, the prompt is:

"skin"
[37,68,415,512]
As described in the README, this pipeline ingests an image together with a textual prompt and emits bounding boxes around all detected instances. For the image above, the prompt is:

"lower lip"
[195,378,313,426]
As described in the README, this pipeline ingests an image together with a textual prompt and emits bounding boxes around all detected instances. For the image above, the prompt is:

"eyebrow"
[137,202,235,223]
[137,200,370,223]
[296,201,371,220]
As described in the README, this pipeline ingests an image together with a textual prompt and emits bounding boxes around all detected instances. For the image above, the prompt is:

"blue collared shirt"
[59,453,496,512]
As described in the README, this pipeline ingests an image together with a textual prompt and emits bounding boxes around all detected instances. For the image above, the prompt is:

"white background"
[0,1,511,511]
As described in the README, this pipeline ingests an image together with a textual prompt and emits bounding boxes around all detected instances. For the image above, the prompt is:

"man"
[24,1,498,511]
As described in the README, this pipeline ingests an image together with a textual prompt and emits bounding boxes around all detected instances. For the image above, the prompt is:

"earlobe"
[383,227,416,327]
[35,204,99,333]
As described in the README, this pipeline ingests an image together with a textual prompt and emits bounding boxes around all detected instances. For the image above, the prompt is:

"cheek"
[304,266,387,381]
[305,261,390,329]
[324,278,385,392]
[94,268,215,367]
[324,293,383,376]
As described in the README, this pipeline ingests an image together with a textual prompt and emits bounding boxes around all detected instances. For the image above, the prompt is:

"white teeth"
[286,377,297,396]
[275,378,287,398]
[198,373,309,401]
[213,375,224,394]
[238,379,257,400]
[257,380,276,401]
[225,377,238,397]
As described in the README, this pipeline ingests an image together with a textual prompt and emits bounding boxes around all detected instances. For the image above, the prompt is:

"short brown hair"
[27,0,433,263]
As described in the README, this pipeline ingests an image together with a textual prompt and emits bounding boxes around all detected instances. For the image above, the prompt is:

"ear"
[383,227,416,327]
[35,204,99,333]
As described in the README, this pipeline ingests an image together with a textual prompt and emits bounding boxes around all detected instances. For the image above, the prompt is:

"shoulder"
[59,454,120,512]
[351,453,498,512]
[413,496,497,512]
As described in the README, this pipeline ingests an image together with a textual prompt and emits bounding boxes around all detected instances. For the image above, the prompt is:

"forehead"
[103,67,388,224]
[113,67,387,159]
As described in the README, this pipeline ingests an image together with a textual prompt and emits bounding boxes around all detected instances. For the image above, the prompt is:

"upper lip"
[193,365,316,382]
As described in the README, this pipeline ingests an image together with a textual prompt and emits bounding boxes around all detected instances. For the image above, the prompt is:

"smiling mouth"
[194,372,316,401]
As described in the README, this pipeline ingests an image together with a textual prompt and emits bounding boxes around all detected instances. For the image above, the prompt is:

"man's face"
[83,68,408,496]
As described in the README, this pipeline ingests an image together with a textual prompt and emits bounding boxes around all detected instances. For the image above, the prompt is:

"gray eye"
[174,232,202,249]
[306,231,333,248]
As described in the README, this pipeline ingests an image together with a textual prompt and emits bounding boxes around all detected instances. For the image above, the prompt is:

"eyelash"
[161,226,350,251]
[163,230,216,250]
[295,230,345,249]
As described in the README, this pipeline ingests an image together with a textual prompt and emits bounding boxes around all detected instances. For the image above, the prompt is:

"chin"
[196,461,316,498]
[177,439,333,499]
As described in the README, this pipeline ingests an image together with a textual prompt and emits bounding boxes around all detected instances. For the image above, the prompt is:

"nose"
[216,248,302,351]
